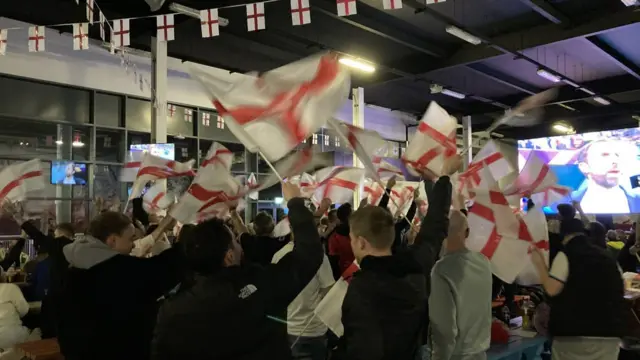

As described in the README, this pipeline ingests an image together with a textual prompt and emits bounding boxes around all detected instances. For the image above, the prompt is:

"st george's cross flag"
[246,2,266,32]
[0,30,7,56]
[336,0,357,16]
[200,9,220,38]
[142,182,175,214]
[363,179,386,206]
[201,142,234,171]
[458,140,514,199]
[28,26,45,53]
[129,154,196,200]
[503,152,557,203]
[0,159,45,203]
[120,151,144,182]
[383,0,403,10]
[403,101,457,178]
[465,168,533,283]
[72,23,89,50]
[112,19,131,48]
[315,261,360,337]
[156,14,175,42]
[290,0,311,26]
[189,53,350,162]
[530,184,571,208]
[386,182,422,217]
[289,172,318,198]
[515,207,550,285]
[373,157,405,180]
[253,148,334,193]
[312,166,365,205]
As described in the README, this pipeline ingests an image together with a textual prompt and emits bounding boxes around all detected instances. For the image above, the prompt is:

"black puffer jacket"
[151,198,323,360]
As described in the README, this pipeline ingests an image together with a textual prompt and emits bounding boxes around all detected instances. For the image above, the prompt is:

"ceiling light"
[557,103,577,111]
[552,122,574,134]
[593,96,611,105]
[445,26,482,45]
[72,141,85,147]
[441,89,466,99]
[339,57,375,73]
[621,0,638,6]
[55,140,63,145]
[579,88,596,95]
[563,79,580,88]
[536,69,561,83]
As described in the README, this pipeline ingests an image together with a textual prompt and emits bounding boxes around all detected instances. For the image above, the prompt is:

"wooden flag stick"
[258,151,285,183]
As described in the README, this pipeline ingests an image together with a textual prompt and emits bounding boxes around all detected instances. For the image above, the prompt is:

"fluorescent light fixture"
[621,0,638,6]
[563,79,580,88]
[536,69,561,83]
[339,57,375,73]
[441,89,466,99]
[445,26,482,45]
[169,3,229,26]
[55,140,63,145]
[593,96,611,105]
[72,140,85,147]
[579,88,596,95]
[557,103,577,111]
[552,122,574,134]
[274,197,284,205]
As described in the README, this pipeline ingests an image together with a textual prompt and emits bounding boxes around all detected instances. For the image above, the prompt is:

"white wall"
[0,17,412,141]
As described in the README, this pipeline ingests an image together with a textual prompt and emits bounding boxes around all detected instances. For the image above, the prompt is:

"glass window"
[127,132,151,150]
[96,129,124,162]
[198,111,239,143]
[71,127,91,161]
[94,164,123,201]
[95,93,122,127]
[169,136,197,163]
[168,105,195,137]
[126,98,151,132]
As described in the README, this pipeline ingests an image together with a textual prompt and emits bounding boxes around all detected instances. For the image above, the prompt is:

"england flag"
[312,166,365,205]
[314,261,359,337]
[0,159,45,203]
[142,182,175,214]
[129,154,196,200]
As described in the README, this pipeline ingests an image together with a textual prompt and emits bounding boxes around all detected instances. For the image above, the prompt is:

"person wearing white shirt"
[272,239,335,360]
[0,281,31,349]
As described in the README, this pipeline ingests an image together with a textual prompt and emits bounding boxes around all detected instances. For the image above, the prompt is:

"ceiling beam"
[465,63,540,95]
[583,36,640,81]
[517,0,571,25]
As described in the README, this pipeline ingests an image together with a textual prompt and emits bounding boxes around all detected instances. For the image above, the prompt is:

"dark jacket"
[151,197,323,360]
[378,188,417,254]
[57,237,184,360]
[0,238,25,271]
[335,176,452,360]
[240,233,288,267]
[549,235,627,338]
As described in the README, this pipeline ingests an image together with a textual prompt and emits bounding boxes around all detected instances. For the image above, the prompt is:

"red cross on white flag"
[255,148,333,193]
[387,182,420,217]
[426,0,445,3]
[336,0,357,16]
[402,101,457,178]
[0,30,7,56]
[129,154,196,200]
[99,12,106,41]
[458,140,514,198]
[112,19,130,47]
[142,182,175,214]
[167,104,176,117]
[530,184,571,208]
[200,9,220,38]
[184,109,193,123]
[373,157,405,180]
[291,0,311,26]
[72,23,89,50]
[315,261,360,337]
[28,26,45,53]
[0,159,45,203]
[157,14,175,42]
[364,179,385,205]
[190,53,350,162]
[383,0,403,10]
[86,0,95,24]
[202,142,234,171]
[515,208,549,285]
[503,152,557,202]
[246,2,266,32]
[312,166,365,205]
[465,168,532,283]
[120,151,144,181]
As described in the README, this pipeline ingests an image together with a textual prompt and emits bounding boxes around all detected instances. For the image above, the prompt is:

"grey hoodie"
[63,236,119,269]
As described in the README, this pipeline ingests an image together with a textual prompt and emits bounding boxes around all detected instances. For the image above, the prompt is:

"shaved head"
[446,209,469,251]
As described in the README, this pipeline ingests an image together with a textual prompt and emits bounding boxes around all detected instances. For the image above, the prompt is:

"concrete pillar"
[462,115,473,169]
[352,87,364,205]
[150,37,168,195]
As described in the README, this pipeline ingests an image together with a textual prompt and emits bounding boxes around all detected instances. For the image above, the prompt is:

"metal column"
[352,87,364,206]
[150,37,168,194]
[461,115,473,169]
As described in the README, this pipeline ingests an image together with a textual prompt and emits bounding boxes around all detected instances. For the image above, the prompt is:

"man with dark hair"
[230,210,289,266]
[152,183,324,360]
[328,203,354,275]
[333,155,462,360]
[57,212,183,360]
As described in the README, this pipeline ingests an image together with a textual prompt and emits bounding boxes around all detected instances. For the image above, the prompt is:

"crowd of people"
[0,153,634,360]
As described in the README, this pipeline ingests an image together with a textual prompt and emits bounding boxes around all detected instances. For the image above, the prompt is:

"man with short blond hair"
[349,206,395,251]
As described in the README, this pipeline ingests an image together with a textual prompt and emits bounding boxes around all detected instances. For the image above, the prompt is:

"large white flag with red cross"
[289,172,318,198]
[402,102,457,177]
[255,148,333,193]
[314,261,359,337]
[387,181,423,217]
[466,169,533,283]
[0,159,45,203]
[202,142,234,171]
[120,151,144,182]
[458,140,514,198]
[129,154,196,200]
[373,157,405,180]
[515,208,549,285]
[190,53,350,162]
[530,184,571,208]
[312,166,365,205]
[363,179,386,206]
[504,152,557,202]
[142,182,175,214]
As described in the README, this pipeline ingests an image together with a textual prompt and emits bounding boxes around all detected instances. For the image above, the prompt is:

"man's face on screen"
[582,141,621,188]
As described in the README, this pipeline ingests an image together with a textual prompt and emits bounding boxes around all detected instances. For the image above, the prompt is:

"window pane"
[169,136,197,163]
[126,98,151,132]
[72,200,90,233]
[94,164,122,201]
[168,105,195,137]
[127,132,151,151]
[71,127,90,161]
[95,93,122,127]
[198,140,245,172]
[198,110,239,143]
[96,129,124,162]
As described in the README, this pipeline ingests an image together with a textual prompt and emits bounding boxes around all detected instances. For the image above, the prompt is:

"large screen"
[129,143,175,160]
[518,128,640,214]
[51,161,88,185]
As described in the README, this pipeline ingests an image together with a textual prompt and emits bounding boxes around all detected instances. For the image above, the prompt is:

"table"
[15,338,63,360]
[487,334,547,360]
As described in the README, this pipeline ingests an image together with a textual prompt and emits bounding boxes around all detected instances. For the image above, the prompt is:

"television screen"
[518,127,640,214]
[51,161,88,185]
[129,143,175,160]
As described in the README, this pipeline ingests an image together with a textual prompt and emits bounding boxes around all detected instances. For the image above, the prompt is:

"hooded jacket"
[57,236,184,360]
[151,197,324,360]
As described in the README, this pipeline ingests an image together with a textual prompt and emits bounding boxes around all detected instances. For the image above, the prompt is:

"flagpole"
[258,151,285,183]
[290,315,316,349]
[374,178,418,232]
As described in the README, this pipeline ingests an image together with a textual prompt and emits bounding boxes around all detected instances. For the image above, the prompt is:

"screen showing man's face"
[65,163,75,177]
[582,141,621,188]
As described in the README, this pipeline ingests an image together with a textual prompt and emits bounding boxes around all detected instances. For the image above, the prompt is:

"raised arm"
[3,201,52,252]
[377,176,396,210]
[572,200,590,228]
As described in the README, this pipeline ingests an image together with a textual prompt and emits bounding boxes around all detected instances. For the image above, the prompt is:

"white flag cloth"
[246,2,266,32]
[142,182,175,214]
[312,167,365,205]
[189,53,350,162]
[112,19,130,47]
[157,14,175,42]
[28,26,45,53]
[530,185,571,208]
[247,173,259,200]
[171,160,243,224]
[328,118,387,180]
[272,217,291,237]
[403,102,457,178]
[386,182,421,217]
[0,30,7,56]
[72,23,89,50]
[289,172,317,198]
[336,0,357,16]
[426,0,445,3]
[373,157,405,180]
[202,142,234,171]
[465,169,532,283]
[383,0,403,9]
[363,179,386,206]
[200,9,220,38]
[120,151,144,182]
[0,159,45,203]
[515,208,549,285]
[129,154,196,200]
[255,148,333,193]
[86,0,94,23]
[504,152,557,200]
[314,261,359,337]
[458,140,514,198]
[291,0,311,25]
